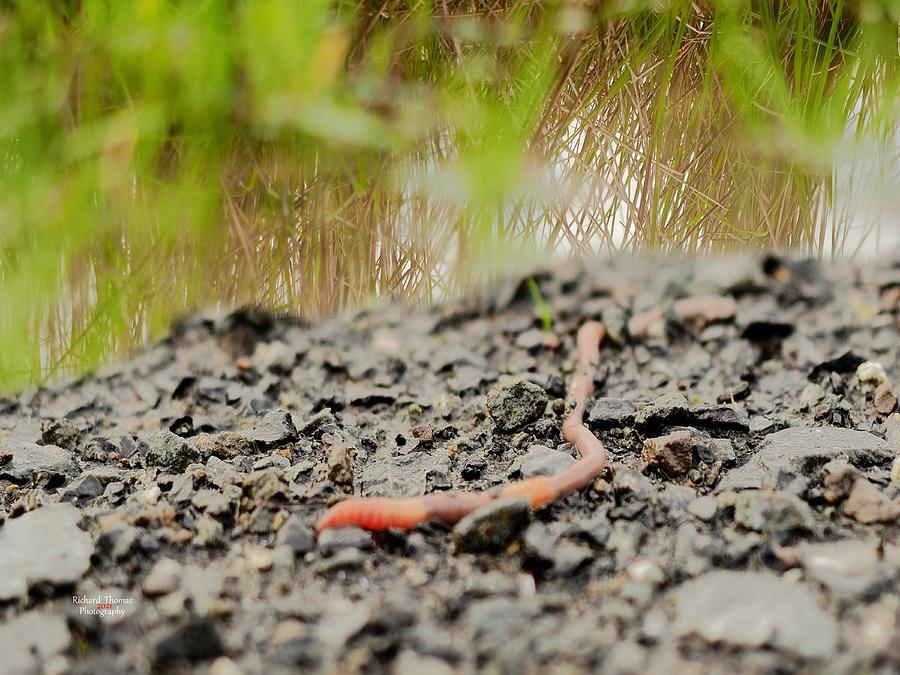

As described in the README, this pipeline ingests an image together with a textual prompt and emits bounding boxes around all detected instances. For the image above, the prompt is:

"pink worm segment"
[316,321,608,533]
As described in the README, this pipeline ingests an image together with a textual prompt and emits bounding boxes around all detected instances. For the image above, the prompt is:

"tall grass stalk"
[0,0,898,391]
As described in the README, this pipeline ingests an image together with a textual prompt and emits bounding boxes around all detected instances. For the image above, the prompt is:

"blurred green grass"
[1,0,898,391]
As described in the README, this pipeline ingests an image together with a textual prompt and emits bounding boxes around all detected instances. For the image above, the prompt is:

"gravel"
[0,254,898,674]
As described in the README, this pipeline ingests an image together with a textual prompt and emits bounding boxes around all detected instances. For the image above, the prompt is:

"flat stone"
[0,503,93,600]
[588,398,637,429]
[486,379,548,432]
[453,497,532,553]
[634,394,748,432]
[843,479,900,524]
[673,571,838,658]
[734,490,815,533]
[0,442,79,485]
[0,611,71,674]
[520,444,575,479]
[719,426,892,491]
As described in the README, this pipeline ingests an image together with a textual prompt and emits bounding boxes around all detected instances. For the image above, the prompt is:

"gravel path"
[1,254,899,675]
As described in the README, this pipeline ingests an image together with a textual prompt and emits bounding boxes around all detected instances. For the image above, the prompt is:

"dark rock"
[298,409,339,439]
[486,379,548,432]
[453,498,532,553]
[97,522,139,560]
[0,503,93,600]
[588,398,637,429]
[276,515,316,555]
[734,490,815,533]
[634,394,748,432]
[0,442,79,485]
[672,571,838,658]
[250,410,298,450]
[152,620,225,667]
[809,349,867,380]
[348,385,401,407]
[318,526,373,556]
[642,430,693,477]
[146,430,201,473]
[60,474,104,503]
[41,418,81,450]
[461,457,487,480]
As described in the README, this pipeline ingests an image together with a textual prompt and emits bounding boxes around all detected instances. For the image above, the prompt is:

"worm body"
[316,321,608,534]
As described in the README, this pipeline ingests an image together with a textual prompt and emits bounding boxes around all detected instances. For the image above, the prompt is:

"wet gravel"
[1,254,899,675]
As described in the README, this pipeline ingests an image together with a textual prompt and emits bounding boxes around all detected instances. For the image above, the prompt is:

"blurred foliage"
[0,0,898,391]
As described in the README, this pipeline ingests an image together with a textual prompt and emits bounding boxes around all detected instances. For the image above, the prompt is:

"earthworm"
[316,321,608,533]
[627,294,736,339]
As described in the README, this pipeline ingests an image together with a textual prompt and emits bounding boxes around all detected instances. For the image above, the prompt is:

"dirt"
[0,253,898,675]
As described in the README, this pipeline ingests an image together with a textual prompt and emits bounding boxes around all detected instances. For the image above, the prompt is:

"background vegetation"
[1,0,898,391]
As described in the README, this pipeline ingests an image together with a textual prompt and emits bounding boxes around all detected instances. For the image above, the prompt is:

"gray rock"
[799,540,900,598]
[687,495,718,522]
[719,426,892,491]
[612,464,655,503]
[642,430,693,477]
[360,450,450,499]
[0,442,79,485]
[588,398,637,429]
[142,557,182,597]
[453,497,532,553]
[250,410,298,450]
[486,379,548,432]
[0,503,93,600]
[0,611,71,674]
[673,571,838,658]
[520,444,575,479]
[276,515,316,555]
[97,522,139,560]
[146,430,201,473]
[734,490,815,533]
[318,526,373,557]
